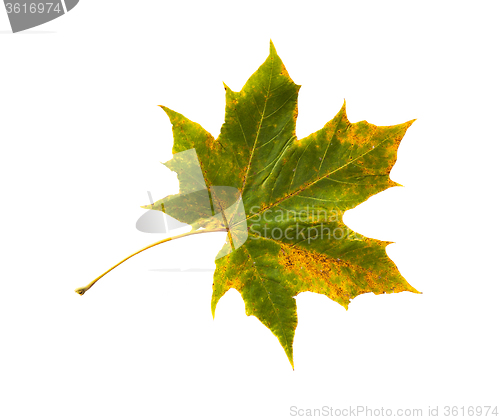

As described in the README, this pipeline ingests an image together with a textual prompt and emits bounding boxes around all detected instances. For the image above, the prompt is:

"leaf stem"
[75,228,227,296]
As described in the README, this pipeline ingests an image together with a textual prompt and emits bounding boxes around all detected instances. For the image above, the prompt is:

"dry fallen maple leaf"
[76,41,420,368]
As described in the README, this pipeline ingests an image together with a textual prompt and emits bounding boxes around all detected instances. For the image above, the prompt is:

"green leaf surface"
[146,41,419,368]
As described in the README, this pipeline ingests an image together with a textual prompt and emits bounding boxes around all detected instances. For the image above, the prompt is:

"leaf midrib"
[242,245,293,361]
[240,56,275,194]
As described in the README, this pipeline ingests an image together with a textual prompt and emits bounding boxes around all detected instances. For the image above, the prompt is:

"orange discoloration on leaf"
[276,241,417,309]
[280,63,291,79]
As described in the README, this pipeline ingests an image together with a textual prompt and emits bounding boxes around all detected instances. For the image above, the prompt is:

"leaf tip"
[410,286,422,295]
[158,105,174,118]
[287,352,295,370]
[211,298,218,320]
[269,39,277,55]
[388,178,404,188]
[284,345,295,369]
[400,280,422,295]
[405,118,417,128]
[340,99,347,116]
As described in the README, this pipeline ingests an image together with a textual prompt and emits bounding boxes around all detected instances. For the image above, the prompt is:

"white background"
[1,1,499,419]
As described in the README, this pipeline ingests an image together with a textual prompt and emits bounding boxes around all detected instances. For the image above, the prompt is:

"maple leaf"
[76,41,419,368]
